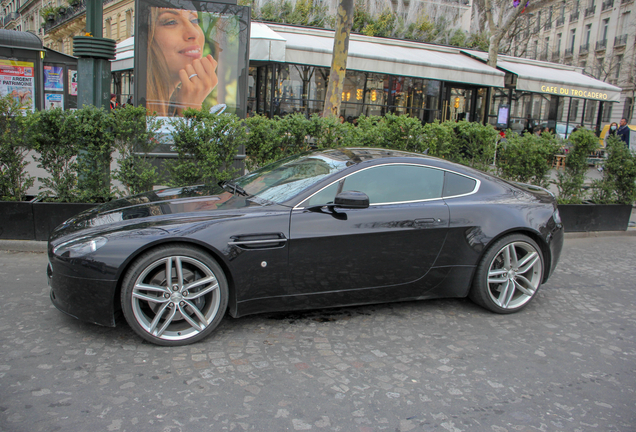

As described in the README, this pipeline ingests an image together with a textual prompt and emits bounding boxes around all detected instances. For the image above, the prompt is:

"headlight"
[53,236,108,257]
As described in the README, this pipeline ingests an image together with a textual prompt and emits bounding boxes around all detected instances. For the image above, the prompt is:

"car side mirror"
[333,191,369,209]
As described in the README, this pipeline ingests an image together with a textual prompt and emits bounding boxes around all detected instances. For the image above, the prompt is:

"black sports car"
[48,148,564,346]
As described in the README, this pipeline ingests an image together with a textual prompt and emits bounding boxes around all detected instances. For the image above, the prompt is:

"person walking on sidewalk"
[617,118,630,148]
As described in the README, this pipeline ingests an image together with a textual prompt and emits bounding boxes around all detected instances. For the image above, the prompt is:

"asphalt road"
[1,236,635,432]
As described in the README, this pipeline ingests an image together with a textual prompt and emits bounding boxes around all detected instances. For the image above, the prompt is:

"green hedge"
[2,94,633,205]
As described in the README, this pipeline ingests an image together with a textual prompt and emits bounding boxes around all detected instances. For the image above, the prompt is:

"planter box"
[0,199,36,240]
[32,202,96,241]
[558,204,633,232]
[0,200,96,241]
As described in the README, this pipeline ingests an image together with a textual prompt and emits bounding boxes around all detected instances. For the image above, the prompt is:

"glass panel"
[443,172,477,197]
[342,165,444,204]
[302,182,340,207]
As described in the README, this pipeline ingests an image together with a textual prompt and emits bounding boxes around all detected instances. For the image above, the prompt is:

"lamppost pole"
[73,0,116,109]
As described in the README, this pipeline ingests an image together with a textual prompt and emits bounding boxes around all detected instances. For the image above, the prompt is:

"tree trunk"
[322,0,354,118]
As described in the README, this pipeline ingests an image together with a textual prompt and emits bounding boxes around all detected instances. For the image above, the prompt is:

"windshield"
[235,152,351,204]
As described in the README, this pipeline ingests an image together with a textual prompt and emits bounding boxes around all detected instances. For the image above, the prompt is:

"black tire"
[469,234,544,314]
[121,244,228,346]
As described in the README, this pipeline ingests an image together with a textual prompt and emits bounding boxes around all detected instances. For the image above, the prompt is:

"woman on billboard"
[146,8,218,116]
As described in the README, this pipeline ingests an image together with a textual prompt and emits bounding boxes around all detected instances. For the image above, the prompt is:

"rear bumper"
[48,263,119,327]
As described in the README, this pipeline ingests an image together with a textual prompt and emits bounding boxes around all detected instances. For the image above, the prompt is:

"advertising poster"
[69,69,78,96]
[45,93,64,110]
[134,0,250,119]
[44,65,64,91]
[0,59,35,111]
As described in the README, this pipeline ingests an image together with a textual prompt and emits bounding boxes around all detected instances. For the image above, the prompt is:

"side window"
[442,172,477,197]
[342,165,444,204]
[301,182,340,207]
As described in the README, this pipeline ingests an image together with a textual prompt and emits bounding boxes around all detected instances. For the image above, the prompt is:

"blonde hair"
[146,8,172,116]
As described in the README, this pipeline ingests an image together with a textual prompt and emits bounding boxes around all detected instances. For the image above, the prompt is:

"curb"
[1,230,634,253]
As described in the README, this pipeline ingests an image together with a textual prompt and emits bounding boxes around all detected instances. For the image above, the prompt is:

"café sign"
[540,85,610,100]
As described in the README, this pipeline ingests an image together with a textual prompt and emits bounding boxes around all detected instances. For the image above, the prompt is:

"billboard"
[0,60,35,111]
[134,0,250,119]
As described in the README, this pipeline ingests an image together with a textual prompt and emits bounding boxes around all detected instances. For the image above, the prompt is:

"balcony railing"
[570,11,580,21]
[544,22,552,30]
[601,0,614,10]
[3,11,20,25]
[551,51,561,61]
[585,5,596,16]
[539,52,549,61]
[564,47,574,57]
[595,39,607,50]
[556,17,565,26]
[580,43,590,54]
[43,0,115,33]
[621,0,633,4]
[614,34,628,47]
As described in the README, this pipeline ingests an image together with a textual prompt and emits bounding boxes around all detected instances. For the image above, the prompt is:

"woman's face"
[153,9,205,81]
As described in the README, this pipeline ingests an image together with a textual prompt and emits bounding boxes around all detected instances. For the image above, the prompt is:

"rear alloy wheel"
[121,245,228,346]
[469,234,544,313]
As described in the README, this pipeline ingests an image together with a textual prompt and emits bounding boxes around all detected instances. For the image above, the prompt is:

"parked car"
[48,148,564,346]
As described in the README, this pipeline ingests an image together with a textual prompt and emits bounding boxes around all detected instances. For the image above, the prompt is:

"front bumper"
[48,263,119,327]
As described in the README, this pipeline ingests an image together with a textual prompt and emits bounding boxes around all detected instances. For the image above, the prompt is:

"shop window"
[602,103,612,122]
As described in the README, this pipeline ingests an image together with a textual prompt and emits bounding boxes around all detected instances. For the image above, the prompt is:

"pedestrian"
[617,118,630,147]
[110,94,118,109]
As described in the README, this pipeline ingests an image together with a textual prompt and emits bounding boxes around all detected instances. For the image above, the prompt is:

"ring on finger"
[188,73,198,80]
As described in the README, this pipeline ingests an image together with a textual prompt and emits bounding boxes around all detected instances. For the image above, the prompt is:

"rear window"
[443,172,477,197]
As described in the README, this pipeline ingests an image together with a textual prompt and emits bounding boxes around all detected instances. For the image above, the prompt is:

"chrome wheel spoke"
[514,276,535,296]
[517,252,539,274]
[497,280,515,308]
[148,302,170,334]
[175,257,184,288]
[135,282,170,294]
[179,301,207,332]
[184,276,217,292]
[186,281,219,299]
[133,291,169,304]
[155,306,177,337]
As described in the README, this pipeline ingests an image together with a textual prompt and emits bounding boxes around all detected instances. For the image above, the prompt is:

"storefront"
[110,22,621,133]
[246,24,504,123]
[463,51,622,137]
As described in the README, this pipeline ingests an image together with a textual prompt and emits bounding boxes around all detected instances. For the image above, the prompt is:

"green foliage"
[451,120,499,171]
[28,108,80,202]
[167,109,246,187]
[590,136,636,204]
[373,113,425,152]
[362,8,396,38]
[497,131,560,188]
[111,106,162,197]
[404,15,437,42]
[244,114,284,171]
[553,128,599,204]
[309,114,359,149]
[257,0,327,27]
[421,121,456,159]
[0,96,33,201]
[68,106,116,203]
[449,29,467,47]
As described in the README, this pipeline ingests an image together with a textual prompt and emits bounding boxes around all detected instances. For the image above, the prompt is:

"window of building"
[585,24,592,45]
[601,18,609,42]
[623,97,633,121]
[602,102,612,122]
[556,33,562,54]
[105,18,111,38]
[569,99,580,122]
[570,29,576,50]
[126,10,132,38]
[615,54,623,79]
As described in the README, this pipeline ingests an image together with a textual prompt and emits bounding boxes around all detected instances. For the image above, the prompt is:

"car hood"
[51,185,276,238]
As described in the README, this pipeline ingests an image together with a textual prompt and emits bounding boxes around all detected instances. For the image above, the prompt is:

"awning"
[250,23,286,62]
[463,50,622,102]
[111,37,134,72]
[268,25,505,88]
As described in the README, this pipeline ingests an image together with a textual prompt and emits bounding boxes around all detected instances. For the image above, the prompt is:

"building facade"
[518,0,635,124]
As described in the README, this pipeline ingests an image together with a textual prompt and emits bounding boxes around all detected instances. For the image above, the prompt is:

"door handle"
[415,218,437,226]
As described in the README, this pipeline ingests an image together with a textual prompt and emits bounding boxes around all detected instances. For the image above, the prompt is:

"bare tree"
[475,0,560,67]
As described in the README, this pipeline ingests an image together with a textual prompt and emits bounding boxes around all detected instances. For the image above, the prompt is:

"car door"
[288,163,449,298]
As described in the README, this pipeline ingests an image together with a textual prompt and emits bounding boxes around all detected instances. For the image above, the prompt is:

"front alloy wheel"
[470,234,544,313]
[121,245,228,346]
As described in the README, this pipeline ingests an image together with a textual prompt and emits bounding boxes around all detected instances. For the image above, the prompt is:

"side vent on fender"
[228,233,287,249]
